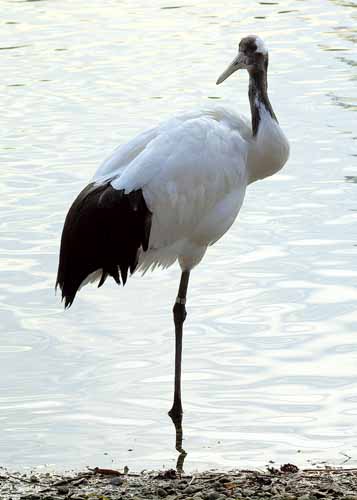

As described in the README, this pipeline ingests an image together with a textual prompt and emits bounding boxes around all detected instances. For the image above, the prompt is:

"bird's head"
[216,35,268,85]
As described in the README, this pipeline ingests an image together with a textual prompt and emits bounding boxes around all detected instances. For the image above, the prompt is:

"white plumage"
[93,108,252,273]
[92,105,288,275]
[57,35,289,424]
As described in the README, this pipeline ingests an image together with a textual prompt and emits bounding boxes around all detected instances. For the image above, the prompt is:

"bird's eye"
[247,43,257,54]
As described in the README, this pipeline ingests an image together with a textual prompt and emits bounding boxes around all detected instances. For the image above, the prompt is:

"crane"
[56,35,289,429]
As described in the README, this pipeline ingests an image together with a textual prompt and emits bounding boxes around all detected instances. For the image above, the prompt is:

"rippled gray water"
[1,0,357,472]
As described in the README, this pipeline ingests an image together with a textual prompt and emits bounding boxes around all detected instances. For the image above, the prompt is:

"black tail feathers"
[56,182,152,308]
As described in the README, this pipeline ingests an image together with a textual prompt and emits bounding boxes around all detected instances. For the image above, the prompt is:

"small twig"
[87,467,140,477]
[52,478,73,486]
[0,473,46,486]
[52,472,93,486]
[302,467,357,473]
[188,475,196,485]
[89,467,122,476]
[72,477,88,486]
[240,469,262,474]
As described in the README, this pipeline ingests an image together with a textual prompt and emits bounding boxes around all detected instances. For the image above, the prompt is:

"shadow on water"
[169,412,187,473]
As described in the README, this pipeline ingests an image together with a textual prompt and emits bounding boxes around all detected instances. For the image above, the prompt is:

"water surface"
[1,0,357,472]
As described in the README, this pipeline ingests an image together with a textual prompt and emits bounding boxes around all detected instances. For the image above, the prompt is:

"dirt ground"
[1,464,357,500]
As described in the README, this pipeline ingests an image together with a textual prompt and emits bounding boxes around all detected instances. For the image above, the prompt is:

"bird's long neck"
[246,64,289,184]
[248,67,277,136]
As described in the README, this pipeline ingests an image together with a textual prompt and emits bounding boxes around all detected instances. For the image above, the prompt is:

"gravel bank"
[1,465,357,500]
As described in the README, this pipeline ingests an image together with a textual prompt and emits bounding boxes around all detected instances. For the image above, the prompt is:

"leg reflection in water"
[169,411,187,473]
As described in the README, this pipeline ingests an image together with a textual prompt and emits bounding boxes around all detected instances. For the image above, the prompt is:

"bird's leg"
[168,270,190,421]
[168,271,190,473]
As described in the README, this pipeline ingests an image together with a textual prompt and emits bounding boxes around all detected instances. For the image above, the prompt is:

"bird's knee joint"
[173,301,187,324]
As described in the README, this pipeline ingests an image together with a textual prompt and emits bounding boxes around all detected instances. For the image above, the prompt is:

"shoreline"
[1,465,357,500]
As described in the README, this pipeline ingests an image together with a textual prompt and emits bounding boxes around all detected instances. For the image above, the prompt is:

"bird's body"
[94,107,250,274]
[57,35,289,428]
[60,105,288,301]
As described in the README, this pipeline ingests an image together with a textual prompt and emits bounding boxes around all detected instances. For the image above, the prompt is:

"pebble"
[205,490,220,500]
[219,477,233,484]
[212,481,225,491]
[3,467,357,500]
[56,486,69,495]
[42,497,64,500]
[184,485,201,494]
[243,488,256,496]
[311,490,328,498]
[110,476,124,486]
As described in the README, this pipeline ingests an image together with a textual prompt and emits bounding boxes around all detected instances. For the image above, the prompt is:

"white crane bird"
[56,35,289,422]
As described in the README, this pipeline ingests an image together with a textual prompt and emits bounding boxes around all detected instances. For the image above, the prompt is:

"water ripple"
[1,0,357,472]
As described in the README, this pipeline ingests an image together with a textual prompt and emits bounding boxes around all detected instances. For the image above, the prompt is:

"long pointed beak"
[216,54,245,85]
